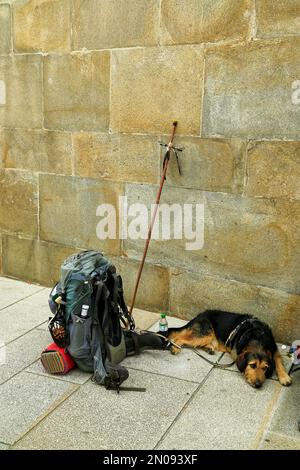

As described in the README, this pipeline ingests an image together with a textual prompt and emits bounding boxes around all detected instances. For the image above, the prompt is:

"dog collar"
[225,317,259,349]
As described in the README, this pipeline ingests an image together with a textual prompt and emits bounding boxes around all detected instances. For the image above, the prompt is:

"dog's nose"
[254,380,262,388]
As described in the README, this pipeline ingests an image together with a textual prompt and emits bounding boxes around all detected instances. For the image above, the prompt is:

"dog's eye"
[249,363,256,369]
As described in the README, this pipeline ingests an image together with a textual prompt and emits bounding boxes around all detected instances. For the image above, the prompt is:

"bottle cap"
[81,305,89,317]
[160,313,166,318]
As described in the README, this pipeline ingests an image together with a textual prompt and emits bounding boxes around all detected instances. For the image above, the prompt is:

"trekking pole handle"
[164,121,178,156]
[168,121,178,146]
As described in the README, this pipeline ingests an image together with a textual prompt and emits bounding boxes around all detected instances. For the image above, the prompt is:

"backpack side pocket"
[68,313,94,372]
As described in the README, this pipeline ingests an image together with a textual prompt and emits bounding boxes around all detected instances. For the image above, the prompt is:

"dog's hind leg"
[168,319,217,355]
[274,351,292,386]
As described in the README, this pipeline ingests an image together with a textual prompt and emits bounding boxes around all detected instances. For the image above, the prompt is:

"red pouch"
[41,342,75,375]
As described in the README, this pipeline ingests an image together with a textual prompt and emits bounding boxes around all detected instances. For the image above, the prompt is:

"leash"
[140,330,236,369]
[137,329,183,351]
[155,331,236,368]
[191,349,236,369]
[137,320,259,370]
[192,317,260,369]
[168,320,257,369]
[224,318,254,348]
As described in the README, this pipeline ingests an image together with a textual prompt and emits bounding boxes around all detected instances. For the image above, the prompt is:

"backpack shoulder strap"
[111,271,119,317]
[117,274,135,330]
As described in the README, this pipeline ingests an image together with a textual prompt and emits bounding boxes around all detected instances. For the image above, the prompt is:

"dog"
[167,310,292,388]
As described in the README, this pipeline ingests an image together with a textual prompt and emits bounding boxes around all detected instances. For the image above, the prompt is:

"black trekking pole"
[128,121,182,327]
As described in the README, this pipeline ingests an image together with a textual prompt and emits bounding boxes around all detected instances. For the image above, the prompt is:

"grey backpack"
[48,250,135,391]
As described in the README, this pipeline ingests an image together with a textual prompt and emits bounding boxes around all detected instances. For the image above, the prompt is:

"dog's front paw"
[279,374,292,386]
[203,347,215,355]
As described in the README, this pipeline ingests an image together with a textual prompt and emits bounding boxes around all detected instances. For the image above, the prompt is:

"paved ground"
[0,275,299,450]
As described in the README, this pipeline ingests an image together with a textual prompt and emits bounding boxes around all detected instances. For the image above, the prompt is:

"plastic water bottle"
[159,313,168,336]
[81,305,89,318]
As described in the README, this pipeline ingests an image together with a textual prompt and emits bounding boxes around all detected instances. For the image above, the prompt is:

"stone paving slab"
[265,369,300,440]
[27,359,92,385]
[0,288,51,344]
[0,277,43,310]
[0,442,10,450]
[36,321,49,331]
[124,348,221,384]
[13,369,197,450]
[0,371,78,445]
[0,329,50,384]
[157,368,282,450]
[260,431,300,450]
[123,315,222,383]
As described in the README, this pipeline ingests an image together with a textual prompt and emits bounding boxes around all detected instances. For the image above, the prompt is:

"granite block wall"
[0,0,300,341]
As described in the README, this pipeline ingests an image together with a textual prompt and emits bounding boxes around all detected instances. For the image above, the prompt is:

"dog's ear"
[236,352,249,372]
[265,358,274,378]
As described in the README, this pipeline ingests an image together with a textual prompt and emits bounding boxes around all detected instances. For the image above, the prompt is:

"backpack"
[48,250,136,391]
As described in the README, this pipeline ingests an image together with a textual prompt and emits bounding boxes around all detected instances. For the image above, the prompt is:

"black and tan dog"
[167,310,292,388]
